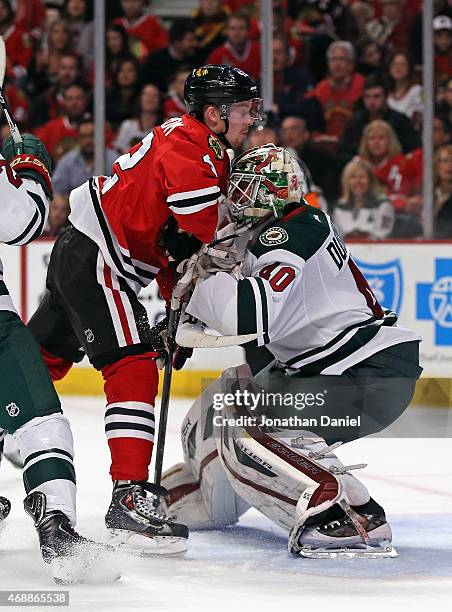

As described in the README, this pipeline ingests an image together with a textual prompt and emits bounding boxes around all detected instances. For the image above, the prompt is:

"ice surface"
[1,397,451,611]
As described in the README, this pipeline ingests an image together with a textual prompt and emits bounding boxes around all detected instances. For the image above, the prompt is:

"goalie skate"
[291,500,397,559]
[105,481,188,556]
[24,491,121,584]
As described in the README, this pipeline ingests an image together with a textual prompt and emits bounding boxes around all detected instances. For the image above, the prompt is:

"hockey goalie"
[159,145,423,558]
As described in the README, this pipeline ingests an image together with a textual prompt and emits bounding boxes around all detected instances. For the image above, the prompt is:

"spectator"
[356,38,385,77]
[434,144,452,237]
[434,15,452,81]
[52,117,118,196]
[0,0,33,84]
[437,76,452,127]
[0,80,29,130]
[272,35,319,126]
[280,115,340,203]
[365,0,416,53]
[29,53,82,128]
[339,74,420,160]
[42,194,71,237]
[114,0,168,59]
[207,12,260,80]
[61,0,94,69]
[13,0,45,46]
[114,84,162,153]
[434,115,452,148]
[163,67,191,120]
[387,50,423,122]
[35,83,90,160]
[192,0,230,63]
[312,41,364,144]
[246,125,279,149]
[333,157,395,240]
[141,19,199,93]
[28,19,74,96]
[106,56,141,130]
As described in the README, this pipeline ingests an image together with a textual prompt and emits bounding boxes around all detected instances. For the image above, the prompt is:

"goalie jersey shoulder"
[251,205,332,265]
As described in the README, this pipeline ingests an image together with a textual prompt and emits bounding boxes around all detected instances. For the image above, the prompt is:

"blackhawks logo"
[259,227,289,246]
[208,134,224,160]
[195,67,208,77]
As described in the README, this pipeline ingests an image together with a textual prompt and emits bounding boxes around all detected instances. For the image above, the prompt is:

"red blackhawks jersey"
[69,114,229,294]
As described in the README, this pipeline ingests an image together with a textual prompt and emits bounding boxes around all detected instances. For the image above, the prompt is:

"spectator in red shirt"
[313,41,364,144]
[35,83,90,161]
[163,67,191,120]
[114,0,168,59]
[207,12,260,80]
[434,15,452,81]
[0,0,33,83]
[13,0,45,45]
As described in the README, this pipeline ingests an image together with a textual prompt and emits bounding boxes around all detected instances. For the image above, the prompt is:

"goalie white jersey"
[0,154,49,313]
[186,204,420,375]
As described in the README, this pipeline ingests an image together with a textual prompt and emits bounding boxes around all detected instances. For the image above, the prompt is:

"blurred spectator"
[192,0,230,63]
[106,56,141,130]
[387,51,423,122]
[246,125,280,149]
[141,19,199,93]
[29,53,82,128]
[61,0,94,69]
[28,20,74,96]
[52,117,118,196]
[280,115,340,203]
[358,120,420,212]
[272,35,319,126]
[163,67,191,120]
[349,1,374,36]
[114,84,162,153]
[312,41,364,145]
[42,194,70,237]
[438,77,452,125]
[333,157,395,240]
[339,74,420,160]
[434,144,452,237]
[433,15,452,81]
[35,83,90,160]
[365,0,416,53]
[114,0,168,59]
[0,80,29,130]
[434,115,452,148]
[356,38,385,77]
[98,23,134,89]
[0,0,33,84]
[207,12,260,80]
[13,0,45,46]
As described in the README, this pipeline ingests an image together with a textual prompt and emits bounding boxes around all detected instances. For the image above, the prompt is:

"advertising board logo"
[417,259,452,346]
[354,258,403,312]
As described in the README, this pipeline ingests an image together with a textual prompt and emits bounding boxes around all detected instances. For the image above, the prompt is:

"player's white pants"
[163,365,371,533]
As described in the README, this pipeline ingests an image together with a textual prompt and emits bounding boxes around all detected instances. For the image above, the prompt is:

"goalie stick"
[0,37,23,154]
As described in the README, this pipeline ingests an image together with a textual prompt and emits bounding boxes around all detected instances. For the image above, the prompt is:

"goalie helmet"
[227,145,309,220]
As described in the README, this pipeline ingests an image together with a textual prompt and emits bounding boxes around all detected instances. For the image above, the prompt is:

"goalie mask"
[227,145,309,220]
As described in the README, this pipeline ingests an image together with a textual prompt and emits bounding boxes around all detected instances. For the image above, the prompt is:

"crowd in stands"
[1,0,451,240]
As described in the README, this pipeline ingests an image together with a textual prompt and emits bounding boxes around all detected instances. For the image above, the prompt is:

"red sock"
[101,353,159,481]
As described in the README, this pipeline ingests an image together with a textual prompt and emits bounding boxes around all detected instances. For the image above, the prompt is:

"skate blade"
[108,529,188,556]
[299,542,398,559]
[50,548,122,584]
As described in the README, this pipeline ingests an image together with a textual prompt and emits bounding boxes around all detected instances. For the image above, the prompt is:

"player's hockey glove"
[2,134,53,200]
[160,216,203,263]
[149,316,193,371]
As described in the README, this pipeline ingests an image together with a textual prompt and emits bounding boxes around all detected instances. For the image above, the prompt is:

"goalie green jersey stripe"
[23,456,76,493]
[237,278,257,336]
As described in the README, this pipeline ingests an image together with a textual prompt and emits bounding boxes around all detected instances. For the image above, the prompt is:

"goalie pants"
[0,310,76,523]
[27,227,159,482]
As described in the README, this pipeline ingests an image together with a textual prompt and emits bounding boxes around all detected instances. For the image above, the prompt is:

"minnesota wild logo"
[208,134,223,160]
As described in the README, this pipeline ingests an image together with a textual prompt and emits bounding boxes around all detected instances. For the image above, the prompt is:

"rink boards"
[0,239,451,403]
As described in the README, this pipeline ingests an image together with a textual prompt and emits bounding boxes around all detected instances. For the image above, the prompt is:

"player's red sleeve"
[163,148,221,244]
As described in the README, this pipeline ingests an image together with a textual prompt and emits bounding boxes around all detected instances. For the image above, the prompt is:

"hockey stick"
[0,37,23,154]
[154,297,182,485]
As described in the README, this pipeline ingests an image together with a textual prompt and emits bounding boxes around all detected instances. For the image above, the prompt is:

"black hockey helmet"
[184,64,262,122]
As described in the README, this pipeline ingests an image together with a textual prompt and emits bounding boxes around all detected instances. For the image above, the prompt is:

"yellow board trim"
[55,368,452,407]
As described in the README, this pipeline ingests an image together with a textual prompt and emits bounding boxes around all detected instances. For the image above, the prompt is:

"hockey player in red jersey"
[27,65,262,555]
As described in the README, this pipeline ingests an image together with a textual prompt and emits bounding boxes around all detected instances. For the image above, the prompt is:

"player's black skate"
[24,491,121,583]
[105,481,188,555]
[0,495,11,534]
[290,498,397,558]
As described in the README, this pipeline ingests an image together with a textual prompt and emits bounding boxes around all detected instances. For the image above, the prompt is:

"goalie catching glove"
[2,134,53,200]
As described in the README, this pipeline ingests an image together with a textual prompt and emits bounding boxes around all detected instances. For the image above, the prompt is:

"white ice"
[1,397,451,612]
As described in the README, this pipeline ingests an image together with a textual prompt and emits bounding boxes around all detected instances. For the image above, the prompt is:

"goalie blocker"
[161,365,399,558]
